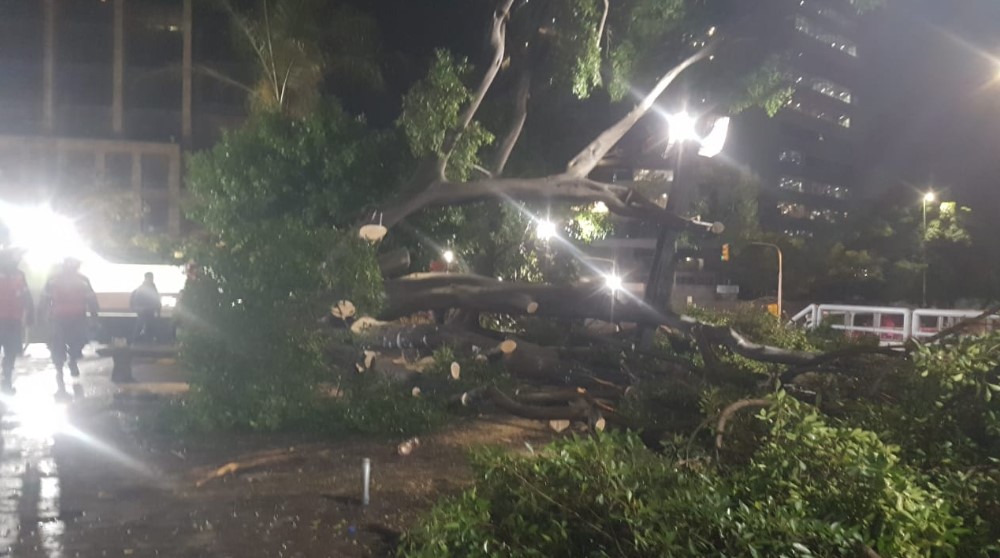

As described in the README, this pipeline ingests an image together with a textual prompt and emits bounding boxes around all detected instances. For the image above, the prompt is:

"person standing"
[130,272,161,344]
[39,257,98,395]
[0,249,33,394]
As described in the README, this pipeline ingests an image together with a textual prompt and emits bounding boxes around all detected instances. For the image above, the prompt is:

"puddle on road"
[0,361,71,558]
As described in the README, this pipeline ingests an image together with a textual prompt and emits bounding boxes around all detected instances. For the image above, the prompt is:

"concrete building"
[728,0,862,236]
[585,0,865,309]
[0,0,246,237]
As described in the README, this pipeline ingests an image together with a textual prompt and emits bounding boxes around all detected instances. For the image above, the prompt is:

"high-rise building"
[728,0,862,237]
[0,0,246,237]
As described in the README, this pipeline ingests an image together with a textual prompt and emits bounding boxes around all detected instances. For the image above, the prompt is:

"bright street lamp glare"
[442,250,455,264]
[666,112,699,143]
[604,273,623,292]
[536,219,557,241]
[697,117,730,158]
[923,192,936,203]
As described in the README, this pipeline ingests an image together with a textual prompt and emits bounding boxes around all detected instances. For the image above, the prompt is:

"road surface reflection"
[0,348,73,558]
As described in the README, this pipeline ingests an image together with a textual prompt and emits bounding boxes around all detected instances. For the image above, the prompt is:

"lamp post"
[751,242,783,319]
[921,191,935,307]
[643,112,730,312]
[637,111,729,349]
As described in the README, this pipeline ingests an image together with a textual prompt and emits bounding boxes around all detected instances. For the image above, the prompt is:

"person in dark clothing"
[39,257,99,395]
[130,272,161,344]
[0,249,34,394]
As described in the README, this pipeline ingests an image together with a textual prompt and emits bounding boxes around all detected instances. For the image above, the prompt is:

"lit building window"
[778,176,850,199]
[777,202,809,219]
[777,202,847,222]
[787,98,852,128]
[815,6,853,28]
[632,169,673,183]
[779,176,805,193]
[807,77,853,104]
[809,208,847,223]
[779,150,804,165]
[795,16,858,57]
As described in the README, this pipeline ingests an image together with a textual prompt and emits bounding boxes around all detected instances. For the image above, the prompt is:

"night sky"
[345,0,1000,212]
[862,0,1000,209]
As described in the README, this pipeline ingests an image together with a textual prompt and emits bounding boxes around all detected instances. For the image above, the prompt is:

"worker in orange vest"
[0,248,33,394]
[39,257,99,395]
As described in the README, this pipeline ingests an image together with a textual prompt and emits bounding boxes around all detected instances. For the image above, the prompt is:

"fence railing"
[788,304,999,345]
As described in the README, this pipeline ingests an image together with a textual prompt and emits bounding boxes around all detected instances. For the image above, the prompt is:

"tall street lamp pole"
[921,191,935,307]
[751,242,782,319]
[643,112,730,311]
[638,112,729,349]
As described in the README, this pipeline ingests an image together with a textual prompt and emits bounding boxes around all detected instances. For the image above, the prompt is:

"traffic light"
[721,243,730,262]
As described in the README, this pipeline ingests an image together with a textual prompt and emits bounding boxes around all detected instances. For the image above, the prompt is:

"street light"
[536,219,557,241]
[645,111,731,314]
[751,242,783,319]
[442,249,455,264]
[666,112,699,143]
[921,191,936,307]
[604,273,623,292]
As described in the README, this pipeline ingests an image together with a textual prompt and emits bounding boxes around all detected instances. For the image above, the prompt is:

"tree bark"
[379,174,719,231]
[564,47,712,178]
[491,68,532,176]
[437,0,517,177]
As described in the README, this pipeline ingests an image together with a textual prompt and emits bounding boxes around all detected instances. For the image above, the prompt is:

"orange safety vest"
[0,270,28,321]
[46,271,95,319]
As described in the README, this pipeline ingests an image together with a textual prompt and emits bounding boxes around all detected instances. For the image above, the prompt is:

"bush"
[741,394,962,557]
[846,333,1000,556]
[400,397,962,557]
[178,105,400,431]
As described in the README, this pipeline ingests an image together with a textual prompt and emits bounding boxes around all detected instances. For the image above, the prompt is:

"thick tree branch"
[924,304,1000,344]
[379,175,719,232]
[704,327,903,367]
[565,47,712,178]
[595,0,610,50]
[491,68,532,176]
[380,274,906,372]
[382,274,686,328]
[715,399,772,449]
[437,0,517,177]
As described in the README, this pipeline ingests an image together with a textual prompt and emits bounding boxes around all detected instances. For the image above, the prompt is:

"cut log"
[377,248,411,279]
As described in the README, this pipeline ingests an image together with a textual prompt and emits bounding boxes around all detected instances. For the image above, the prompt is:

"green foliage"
[554,0,604,98]
[566,205,614,244]
[221,0,327,114]
[320,372,449,437]
[606,41,637,101]
[399,50,494,180]
[188,104,401,232]
[181,107,399,430]
[926,202,972,245]
[745,395,962,557]
[179,271,330,430]
[687,305,817,352]
[731,56,795,116]
[401,399,961,557]
[841,334,1000,556]
[693,165,761,244]
[603,0,685,101]
[220,0,383,114]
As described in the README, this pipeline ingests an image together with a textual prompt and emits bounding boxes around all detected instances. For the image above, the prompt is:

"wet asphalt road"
[0,345,179,558]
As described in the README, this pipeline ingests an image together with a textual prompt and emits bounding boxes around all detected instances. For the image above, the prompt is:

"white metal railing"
[788,304,999,345]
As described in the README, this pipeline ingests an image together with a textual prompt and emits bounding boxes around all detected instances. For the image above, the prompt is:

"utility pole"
[751,242,783,319]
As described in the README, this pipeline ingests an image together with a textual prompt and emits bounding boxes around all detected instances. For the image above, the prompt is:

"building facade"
[729,0,862,237]
[0,0,245,237]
